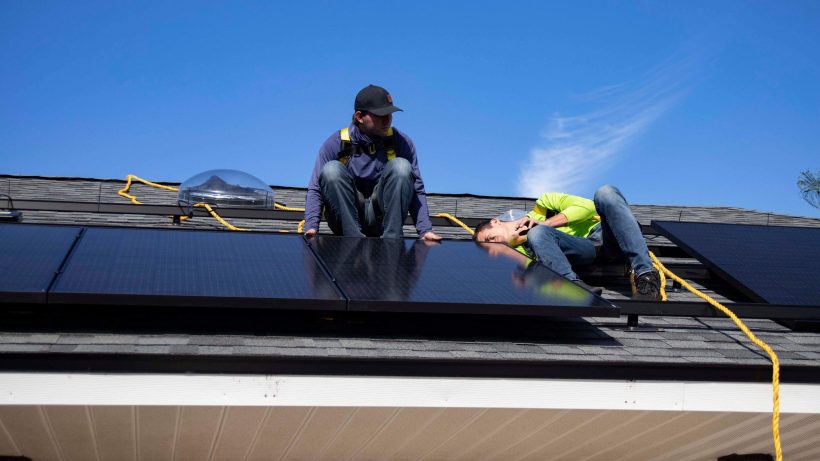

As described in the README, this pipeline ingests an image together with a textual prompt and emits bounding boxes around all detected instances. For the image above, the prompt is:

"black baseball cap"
[354,84,403,116]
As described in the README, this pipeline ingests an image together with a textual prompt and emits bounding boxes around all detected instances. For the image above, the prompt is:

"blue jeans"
[525,185,653,280]
[525,225,596,281]
[319,158,415,238]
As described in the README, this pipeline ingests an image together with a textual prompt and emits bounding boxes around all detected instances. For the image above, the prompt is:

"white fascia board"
[1,373,818,414]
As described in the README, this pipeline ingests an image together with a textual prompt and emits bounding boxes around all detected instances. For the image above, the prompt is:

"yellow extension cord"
[648,252,781,461]
[434,213,475,235]
[117,176,781,460]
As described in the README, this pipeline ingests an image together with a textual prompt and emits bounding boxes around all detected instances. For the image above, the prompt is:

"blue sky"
[2,1,819,217]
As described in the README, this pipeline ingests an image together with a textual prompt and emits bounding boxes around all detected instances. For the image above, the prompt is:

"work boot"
[631,270,662,301]
[575,280,604,296]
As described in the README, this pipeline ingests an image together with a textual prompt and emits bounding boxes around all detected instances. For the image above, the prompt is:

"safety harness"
[337,127,397,165]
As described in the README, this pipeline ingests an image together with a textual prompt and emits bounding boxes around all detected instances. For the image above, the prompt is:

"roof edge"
[1,353,817,384]
[3,372,818,414]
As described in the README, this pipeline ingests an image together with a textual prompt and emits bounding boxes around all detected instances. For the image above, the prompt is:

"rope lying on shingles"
[117,174,179,204]
[117,174,305,232]
[192,203,247,231]
[434,213,474,235]
[437,213,782,461]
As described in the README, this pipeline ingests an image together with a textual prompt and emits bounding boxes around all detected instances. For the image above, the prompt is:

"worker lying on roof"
[473,185,662,301]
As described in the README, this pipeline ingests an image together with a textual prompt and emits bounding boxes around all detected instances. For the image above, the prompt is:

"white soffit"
[1,373,819,414]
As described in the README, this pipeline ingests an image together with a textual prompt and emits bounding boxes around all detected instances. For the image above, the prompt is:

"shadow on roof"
[0,305,619,346]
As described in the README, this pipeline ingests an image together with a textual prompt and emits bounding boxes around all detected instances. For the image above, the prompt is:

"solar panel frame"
[652,220,820,307]
[49,226,346,310]
[0,223,82,304]
[307,235,619,317]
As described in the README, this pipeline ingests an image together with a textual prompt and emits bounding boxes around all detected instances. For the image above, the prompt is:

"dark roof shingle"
[2,174,820,381]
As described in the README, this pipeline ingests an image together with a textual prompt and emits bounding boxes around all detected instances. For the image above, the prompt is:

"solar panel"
[50,227,345,310]
[653,221,820,306]
[0,224,81,303]
[307,236,619,317]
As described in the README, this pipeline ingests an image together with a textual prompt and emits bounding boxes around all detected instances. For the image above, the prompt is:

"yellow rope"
[656,263,668,301]
[192,203,247,231]
[275,202,305,212]
[275,202,305,234]
[649,251,781,461]
[117,174,179,204]
[435,213,474,235]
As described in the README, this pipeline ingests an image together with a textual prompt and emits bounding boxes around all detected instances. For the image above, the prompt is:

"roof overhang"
[3,373,819,413]
[2,372,818,460]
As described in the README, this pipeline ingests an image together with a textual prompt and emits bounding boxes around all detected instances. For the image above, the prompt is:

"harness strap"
[338,127,396,165]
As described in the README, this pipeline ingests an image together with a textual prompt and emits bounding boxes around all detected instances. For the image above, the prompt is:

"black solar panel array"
[653,221,820,306]
[2,223,618,317]
[308,236,616,316]
[50,227,346,310]
[0,224,81,303]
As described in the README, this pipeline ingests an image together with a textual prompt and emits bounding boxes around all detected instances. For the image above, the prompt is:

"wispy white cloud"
[517,54,697,197]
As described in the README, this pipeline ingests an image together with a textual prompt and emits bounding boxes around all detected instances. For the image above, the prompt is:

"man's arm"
[304,133,342,235]
[533,192,595,228]
[395,130,441,241]
[514,214,568,231]
[541,213,569,228]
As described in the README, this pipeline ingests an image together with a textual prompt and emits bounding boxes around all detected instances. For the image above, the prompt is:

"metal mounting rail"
[618,300,820,320]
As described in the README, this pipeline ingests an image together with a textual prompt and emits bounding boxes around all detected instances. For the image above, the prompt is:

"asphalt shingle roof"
[2,174,819,381]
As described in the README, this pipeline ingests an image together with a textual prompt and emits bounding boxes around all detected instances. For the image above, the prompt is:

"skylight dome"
[178,169,273,209]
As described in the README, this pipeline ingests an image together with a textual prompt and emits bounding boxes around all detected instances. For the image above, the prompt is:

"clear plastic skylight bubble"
[178,169,274,209]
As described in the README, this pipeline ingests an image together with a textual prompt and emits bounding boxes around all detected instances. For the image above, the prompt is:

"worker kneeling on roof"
[473,186,662,301]
[304,84,443,241]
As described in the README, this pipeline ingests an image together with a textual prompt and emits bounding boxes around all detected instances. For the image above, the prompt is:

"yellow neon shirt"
[527,192,599,237]
[514,192,600,261]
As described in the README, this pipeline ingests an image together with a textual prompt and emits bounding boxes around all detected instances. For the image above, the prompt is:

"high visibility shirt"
[527,192,599,238]
[515,192,599,260]
[304,123,433,235]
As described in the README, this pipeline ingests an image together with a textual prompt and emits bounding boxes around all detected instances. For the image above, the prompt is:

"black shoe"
[631,270,662,301]
[575,280,604,295]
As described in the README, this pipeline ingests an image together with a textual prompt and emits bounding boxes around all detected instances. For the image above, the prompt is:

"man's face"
[356,111,392,137]
[475,218,527,247]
